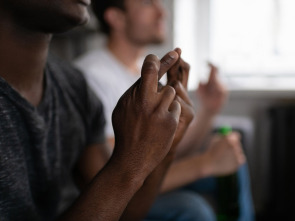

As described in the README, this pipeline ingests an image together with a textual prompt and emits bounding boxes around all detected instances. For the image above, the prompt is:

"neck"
[0,20,51,106]
[107,33,146,75]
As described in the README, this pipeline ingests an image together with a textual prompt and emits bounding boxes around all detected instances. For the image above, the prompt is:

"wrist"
[108,151,147,188]
[196,153,214,178]
[198,107,219,118]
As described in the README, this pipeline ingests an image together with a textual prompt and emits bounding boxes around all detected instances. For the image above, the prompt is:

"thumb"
[169,100,181,122]
[140,54,160,94]
[197,81,205,94]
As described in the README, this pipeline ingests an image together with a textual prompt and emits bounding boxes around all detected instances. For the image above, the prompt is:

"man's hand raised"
[197,63,228,116]
[202,132,246,176]
[111,51,181,177]
[166,48,195,149]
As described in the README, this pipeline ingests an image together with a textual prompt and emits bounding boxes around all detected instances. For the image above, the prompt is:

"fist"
[197,63,228,116]
[204,132,246,176]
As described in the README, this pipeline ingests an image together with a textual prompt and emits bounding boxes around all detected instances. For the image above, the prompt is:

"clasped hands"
[111,48,194,175]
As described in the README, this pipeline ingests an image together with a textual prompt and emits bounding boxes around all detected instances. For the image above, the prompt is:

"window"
[174,0,295,90]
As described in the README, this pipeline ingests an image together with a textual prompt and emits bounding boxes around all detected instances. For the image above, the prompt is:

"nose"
[154,0,166,18]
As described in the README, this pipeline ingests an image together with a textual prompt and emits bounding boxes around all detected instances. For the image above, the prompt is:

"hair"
[91,0,126,35]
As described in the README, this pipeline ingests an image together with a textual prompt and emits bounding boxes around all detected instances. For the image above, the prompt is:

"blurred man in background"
[74,0,255,220]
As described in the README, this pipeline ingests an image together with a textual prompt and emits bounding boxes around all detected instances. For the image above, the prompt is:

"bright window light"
[174,0,295,90]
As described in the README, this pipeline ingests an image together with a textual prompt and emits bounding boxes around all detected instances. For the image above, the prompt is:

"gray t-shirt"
[0,55,106,221]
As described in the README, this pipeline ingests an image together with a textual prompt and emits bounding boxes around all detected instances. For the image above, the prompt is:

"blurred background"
[50,0,295,220]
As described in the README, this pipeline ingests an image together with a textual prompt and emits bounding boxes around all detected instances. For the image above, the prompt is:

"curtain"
[267,105,295,219]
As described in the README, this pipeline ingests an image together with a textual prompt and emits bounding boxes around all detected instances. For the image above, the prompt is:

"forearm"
[160,153,212,193]
[175,108,216,159]
[58,158,145,221]
[119,154,174,221]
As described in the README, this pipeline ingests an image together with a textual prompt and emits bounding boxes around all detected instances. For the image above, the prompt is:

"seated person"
[0,0,195,220]
[74,0,255,220]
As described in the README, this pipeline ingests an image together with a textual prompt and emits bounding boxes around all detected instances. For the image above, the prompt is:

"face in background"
[0,0,90,33]
[123,0,166,46]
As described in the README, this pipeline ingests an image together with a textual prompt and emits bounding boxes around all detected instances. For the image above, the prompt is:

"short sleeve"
[47,54,108,146]
[84,85,107,145]
[83,73,116,138]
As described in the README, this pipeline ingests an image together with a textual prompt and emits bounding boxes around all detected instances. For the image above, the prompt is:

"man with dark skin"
[0,0,194,220]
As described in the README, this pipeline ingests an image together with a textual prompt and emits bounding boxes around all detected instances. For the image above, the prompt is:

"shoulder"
[73,48,120,78]
[74,49,109,71]
[46,54,106,128]
[73,49,123,97]
[46,54,104,112]
[47,54,88,94]
[47,54,85,81]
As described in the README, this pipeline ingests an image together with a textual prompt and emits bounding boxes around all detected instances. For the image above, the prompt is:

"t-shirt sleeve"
[83,72,115,138]
[85,85,107,145]
[47,54,107,146]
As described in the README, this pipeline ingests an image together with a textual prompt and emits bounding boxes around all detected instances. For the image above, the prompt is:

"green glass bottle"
[217,126,240,221]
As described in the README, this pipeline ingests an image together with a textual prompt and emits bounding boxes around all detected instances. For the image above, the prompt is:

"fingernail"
[174,47,182,54]
[168,51,175,59]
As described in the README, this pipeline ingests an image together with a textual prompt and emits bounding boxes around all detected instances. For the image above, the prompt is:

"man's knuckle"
[163,85,176,96]
[162,57,171,66]
[166,116,178,129]
[143,60,158,72]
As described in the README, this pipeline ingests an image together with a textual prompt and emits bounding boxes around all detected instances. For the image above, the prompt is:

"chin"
[38,9,90,33]
[152,35,166,45]
[58,7,90,31]
[63,12,90,32]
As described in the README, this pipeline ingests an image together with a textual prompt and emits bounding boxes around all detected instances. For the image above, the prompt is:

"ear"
[104,7,126,33]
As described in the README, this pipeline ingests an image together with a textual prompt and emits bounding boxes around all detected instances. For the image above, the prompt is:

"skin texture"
[93,0,246,194]
[0,0,194,220]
